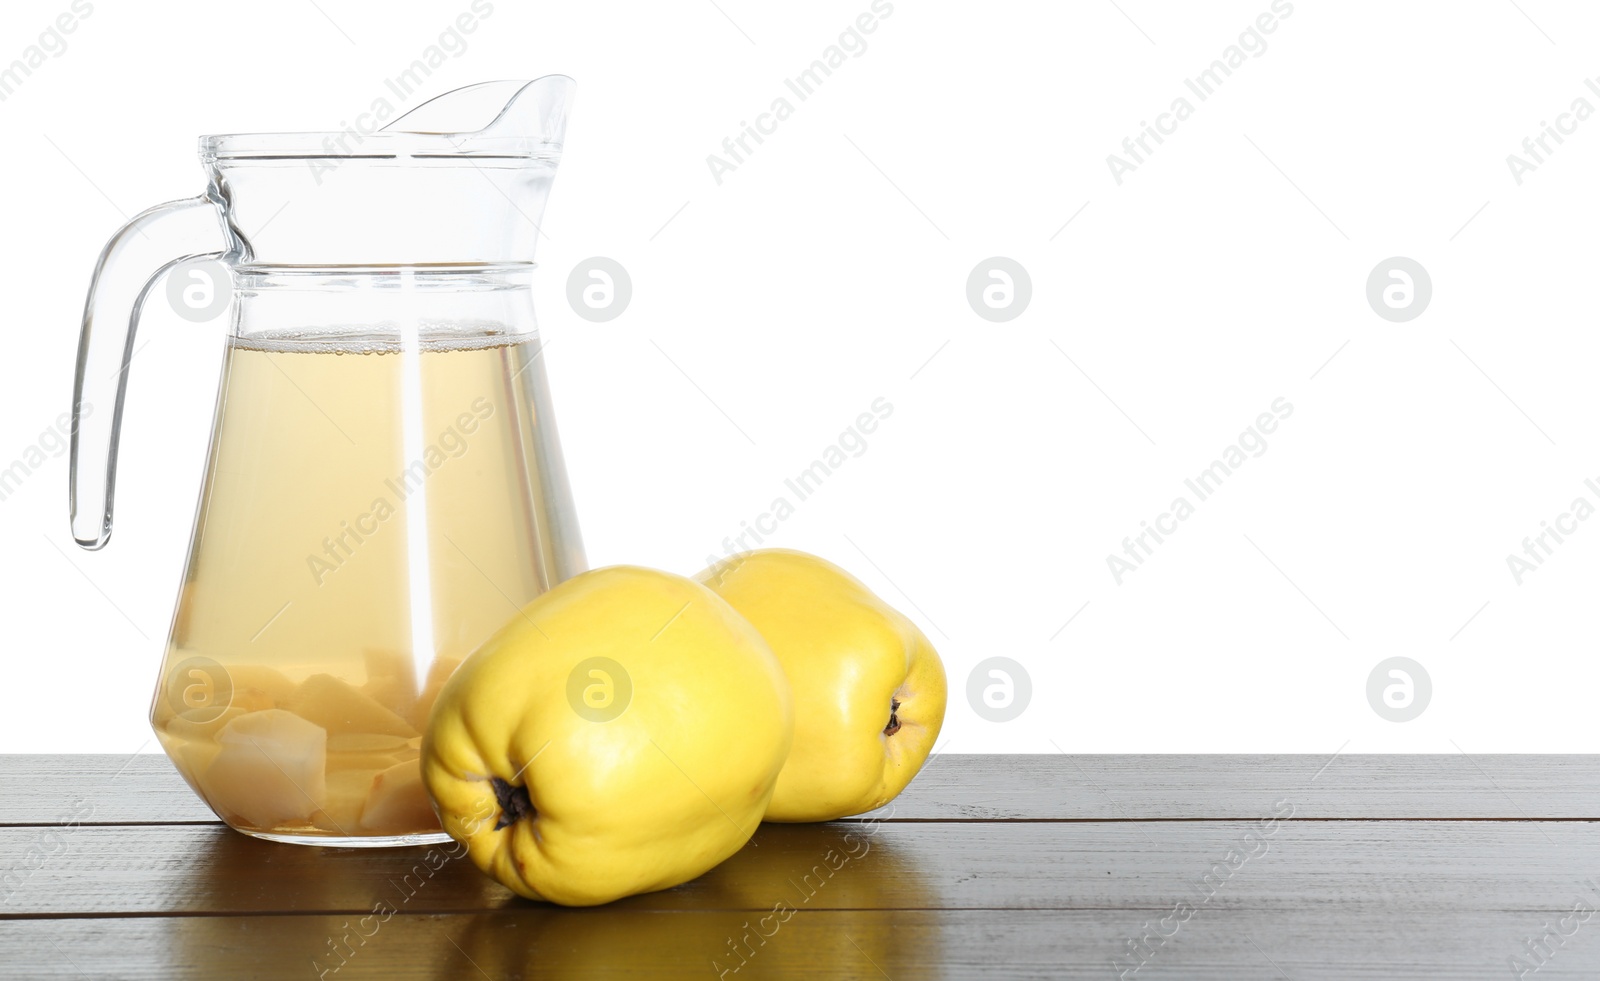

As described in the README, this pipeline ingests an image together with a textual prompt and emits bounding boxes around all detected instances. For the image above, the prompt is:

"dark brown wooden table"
[1,754,1598,978]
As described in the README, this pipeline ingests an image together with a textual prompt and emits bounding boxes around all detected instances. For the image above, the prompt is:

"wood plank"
[0,755,214,825]
[8,754,1600,825]
[856,751,1600,821]
[1,908,1597,980]
[2,818,1597,917]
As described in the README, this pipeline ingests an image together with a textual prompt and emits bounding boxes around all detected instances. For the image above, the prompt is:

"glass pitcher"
[68,77,586,845]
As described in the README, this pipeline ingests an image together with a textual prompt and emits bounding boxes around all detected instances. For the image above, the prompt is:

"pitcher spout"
[196,76,576,267]
[382,76,575,150]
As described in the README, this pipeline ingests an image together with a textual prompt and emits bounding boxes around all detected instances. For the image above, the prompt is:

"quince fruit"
[421,566,792,906]
[360,760,438,835]
[284,674,417,738]
[697,549,946,822]
[199,708,327,829]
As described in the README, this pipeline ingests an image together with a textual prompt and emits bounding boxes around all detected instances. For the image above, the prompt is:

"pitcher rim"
[200,132,563,161]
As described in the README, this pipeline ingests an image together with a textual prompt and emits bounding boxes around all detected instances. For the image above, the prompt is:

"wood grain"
[1,818,1597,917]
[7,753,1600,825]
[857,751,1600,821]
[0,755,214,825]
[2,909,1599,980]
[5,755,1599,980]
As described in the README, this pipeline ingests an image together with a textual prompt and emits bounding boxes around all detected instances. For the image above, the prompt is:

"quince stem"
[491,777,535,830]
[884,699,902,737]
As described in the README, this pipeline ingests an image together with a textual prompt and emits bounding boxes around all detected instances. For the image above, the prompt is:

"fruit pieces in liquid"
[152,330,582,839]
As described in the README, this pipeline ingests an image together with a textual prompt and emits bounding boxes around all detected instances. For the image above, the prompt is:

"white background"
[2,0,1595,753]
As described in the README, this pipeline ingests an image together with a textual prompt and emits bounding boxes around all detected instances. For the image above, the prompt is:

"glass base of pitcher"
[239,828,453,849]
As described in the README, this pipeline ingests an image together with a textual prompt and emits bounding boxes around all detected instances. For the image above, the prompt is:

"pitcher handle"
[69,192,235,549]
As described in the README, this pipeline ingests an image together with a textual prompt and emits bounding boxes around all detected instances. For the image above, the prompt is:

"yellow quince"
[697,549,946,822]
[421,566,793,906]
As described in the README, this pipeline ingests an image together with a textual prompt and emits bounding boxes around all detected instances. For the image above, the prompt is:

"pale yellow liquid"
[151,330,582,842]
